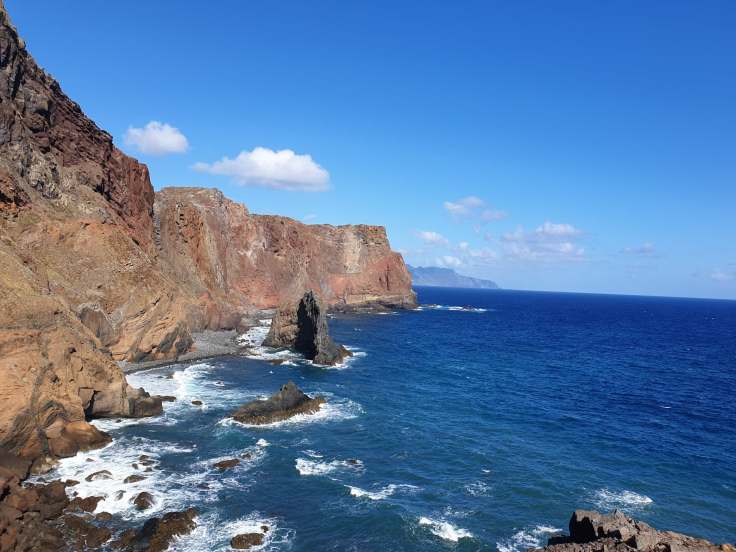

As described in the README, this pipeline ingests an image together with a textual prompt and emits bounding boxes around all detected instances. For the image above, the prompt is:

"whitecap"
[347,483,418,500]
[295,457,363,476]
[464,480,491,496]
[496,525,562,552]
[592,488,653,511]
[256,439,270,447]
[418,517,473,542]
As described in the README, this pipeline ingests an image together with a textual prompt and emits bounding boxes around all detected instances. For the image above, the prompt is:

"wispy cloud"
[622,243,656,256]
[303,213,317,222]
[501,222,585,261]
[435,255,463,268]
[124,121,189,156]
[710,269,733,282]
[193,147,330,191]
[415,230,449,245]
[443,196,507,221]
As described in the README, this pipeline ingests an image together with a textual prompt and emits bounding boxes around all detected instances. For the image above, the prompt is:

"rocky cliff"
[0,2,413,466]
[154,187,415,313]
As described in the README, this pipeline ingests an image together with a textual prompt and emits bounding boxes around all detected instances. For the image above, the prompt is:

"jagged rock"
[132,492,155,511]
[212,459,240,471]
[231,532,265,549]
[232,381,325,425]
[67,495,103,512]
[191,400,203,406]
[532,510,733,552]
[61,514,112,549]
[264,291,352,365]
[112,507,198,552]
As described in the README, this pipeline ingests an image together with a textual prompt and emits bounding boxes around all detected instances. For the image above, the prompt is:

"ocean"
[48,288,736,550]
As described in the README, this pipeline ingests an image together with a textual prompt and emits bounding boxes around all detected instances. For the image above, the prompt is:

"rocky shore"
[532,510,733,552]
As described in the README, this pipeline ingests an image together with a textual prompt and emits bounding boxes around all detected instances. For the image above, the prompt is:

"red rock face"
[155,187,415,315]
[0,4,413,465]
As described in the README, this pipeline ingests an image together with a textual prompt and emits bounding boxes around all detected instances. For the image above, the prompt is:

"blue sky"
[9,1,736,299]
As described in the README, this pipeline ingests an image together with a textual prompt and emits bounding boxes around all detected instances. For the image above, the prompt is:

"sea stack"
[231,382,325,425]
[263,291,352,366]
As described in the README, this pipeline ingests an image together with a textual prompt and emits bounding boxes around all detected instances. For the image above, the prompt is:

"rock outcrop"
[533,510,733,552]
[111,507,198,552]
[0,0,412,469]
[264,290,351,365]
[231,382,325,425]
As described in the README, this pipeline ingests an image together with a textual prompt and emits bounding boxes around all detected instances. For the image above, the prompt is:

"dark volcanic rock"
[263,290,352,365]
[123,474,146,484]
[132,492,155,511]
[113,507,198,552]
[531,510,733,552]
[231,532,265,549]
[62,514,112,549]
[212,459,240,471]
[231,381,325,425]
[85,470,112,482]
[67,495,103,512]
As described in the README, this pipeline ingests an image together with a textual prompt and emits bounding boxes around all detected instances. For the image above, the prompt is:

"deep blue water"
[55,288,736,550]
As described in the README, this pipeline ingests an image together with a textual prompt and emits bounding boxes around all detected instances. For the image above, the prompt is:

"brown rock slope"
[0,2,413,466]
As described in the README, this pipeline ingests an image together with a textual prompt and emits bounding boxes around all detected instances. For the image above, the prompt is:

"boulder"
[212,459,240,471]
[85,470,112,482]
[61,514,112,549]
[67,495,103,513]
[132,492,155,511]
[231,381,325,425]
[231,532,265,549]
[123,474,146,484]
[263,291,352,365]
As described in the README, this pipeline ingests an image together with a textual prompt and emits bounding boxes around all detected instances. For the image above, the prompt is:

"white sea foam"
[169,511,294,552]
[256,439,270,447]
[418,517,473,542]
[592,488,653,511]
[347,483,418,500]
[496,525,562,552]
[464,480,491,496]
[417,304,488,313]
[295,457,363,476]
[44,435,193,519]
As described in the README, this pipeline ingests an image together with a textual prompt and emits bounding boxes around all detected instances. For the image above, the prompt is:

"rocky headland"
[264,290,352,365]
[0,0,413,471]
[532,510,733,552]
[231,381,325,425]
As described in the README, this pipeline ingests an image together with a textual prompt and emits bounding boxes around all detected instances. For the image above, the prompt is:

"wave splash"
[592,488,654,511]
[418,516,473,542]
[496,525,563,552]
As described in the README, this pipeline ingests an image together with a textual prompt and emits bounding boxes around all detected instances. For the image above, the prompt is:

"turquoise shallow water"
[51,288,736,550]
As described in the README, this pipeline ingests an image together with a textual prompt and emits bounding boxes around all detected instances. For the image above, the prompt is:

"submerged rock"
[263,290,352,366]
[532,510,733,552]
[231,381,325,425]
[85,470,112,482]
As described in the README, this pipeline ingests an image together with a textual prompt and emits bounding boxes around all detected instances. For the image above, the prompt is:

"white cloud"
[444,196,506,221]
[501,222,585,261]
[458,241,470,251]
[622,243,655,255]
[303,213,317,222]
[436,255,463,268]
[124,121,189,156]
[193,147,330,191]
[481,209,507,221]
[710,270,733,282]
[535,221,581,238]
[416,230,449,245]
